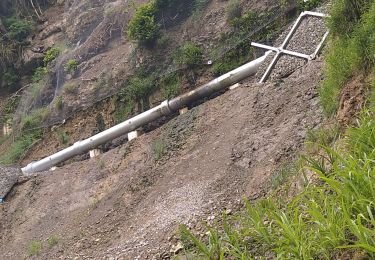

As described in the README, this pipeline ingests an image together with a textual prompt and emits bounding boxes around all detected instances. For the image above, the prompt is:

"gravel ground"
[254,8,328,81]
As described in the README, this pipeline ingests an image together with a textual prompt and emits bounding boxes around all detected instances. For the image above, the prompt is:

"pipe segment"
[22,52,270,174]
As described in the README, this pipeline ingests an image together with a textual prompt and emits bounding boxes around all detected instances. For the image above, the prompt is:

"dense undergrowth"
[180,0,375,258]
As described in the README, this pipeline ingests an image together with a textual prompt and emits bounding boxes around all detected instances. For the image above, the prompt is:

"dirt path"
[0,58,323,259]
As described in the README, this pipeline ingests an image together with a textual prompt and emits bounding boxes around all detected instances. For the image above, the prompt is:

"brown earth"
[0,58,324,259]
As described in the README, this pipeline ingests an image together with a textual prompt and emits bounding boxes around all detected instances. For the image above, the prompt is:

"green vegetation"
[128,2,159,46]
[127,75,154,111]
[54,96,63,110]
[26,240,42,257]
[64,59,78,74]
[47,235,59,247]
[161,72,180,99]
[227,0,242,22]
[173,43,203,68]
[320,0,375,115]
[3,69,20,88]
[63,82,78,94]
[297,0,324,11]
[3,17,33,42]
[153,139,165,160]
[20,107,49,131]
[32,66,48,82]
[128,0,205,47]
[44,47,60,65]
[57,131,69,145]
[180,1,375,258]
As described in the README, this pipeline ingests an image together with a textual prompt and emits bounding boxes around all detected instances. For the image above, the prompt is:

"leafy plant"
[57,132,69,145]
[227,0,242,22]
[4,17,33,42]
[47,235,59,247]
[63,82,78,94]
[127,3,159,46]
[173,43,203,68]
[32,67,48,82]
[26,240,42,257]
[64,59,78,74]
[153,139,165,161]
[44,47,60,65]
[54,96,63,110]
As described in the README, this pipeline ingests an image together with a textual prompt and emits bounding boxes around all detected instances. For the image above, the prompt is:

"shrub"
[156,34,171,48]
[229,11,257,34]
[44,47,60,65]
[127,76,154,103]
[297,0,323,11]
[20,107,49,131]
[64,59,78,74]
[32,67,48,82]
[127,3,159,46]
[4,17,32,42]
[54,96,63,110]
[161,73,180,99]
[227,0,242,22]
[47,235,59,247]
[153,140,165,160]
[173,43,203,68]
[63,82,78,94]
[26,240,42,257]
[3,69,20,88]
[57,132,69,145]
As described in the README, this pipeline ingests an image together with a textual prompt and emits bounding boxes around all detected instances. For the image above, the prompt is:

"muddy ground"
[0,57,324,259]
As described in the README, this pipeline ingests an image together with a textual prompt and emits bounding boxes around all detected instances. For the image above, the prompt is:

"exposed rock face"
[0,166,22,201]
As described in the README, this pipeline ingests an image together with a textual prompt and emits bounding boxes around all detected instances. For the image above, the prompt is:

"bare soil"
[0,59,323,259]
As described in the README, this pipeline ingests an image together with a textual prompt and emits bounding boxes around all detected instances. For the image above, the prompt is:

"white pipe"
[21,52,270,174]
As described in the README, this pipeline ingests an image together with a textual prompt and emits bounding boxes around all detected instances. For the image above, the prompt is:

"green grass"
[47,235,59,247]
[153,140,165,161]
[181,108,375,258]
[26,240,42,257]
[180,2,375,258]
[320,0,375,115]
[0,130,42,165]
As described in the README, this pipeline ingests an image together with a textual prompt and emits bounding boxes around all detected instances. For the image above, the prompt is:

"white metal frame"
[251,11,330,83]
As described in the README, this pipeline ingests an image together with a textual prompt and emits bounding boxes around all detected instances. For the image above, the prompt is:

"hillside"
[0,0,374,259]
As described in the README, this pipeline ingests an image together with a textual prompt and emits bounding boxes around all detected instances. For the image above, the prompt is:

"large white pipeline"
[21,52,270,174]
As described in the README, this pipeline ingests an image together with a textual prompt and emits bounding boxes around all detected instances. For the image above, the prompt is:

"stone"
[229,83,241,90]
[0,166,22,202]
[179,107,188,115]
[89,149,102,158]
[128,131,140,141]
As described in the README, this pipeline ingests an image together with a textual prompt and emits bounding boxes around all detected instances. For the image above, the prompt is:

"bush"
[173,43,203,68]
[32,67,48,82]
[26,240,42,257]
[57,132,69,145]
[47,235,59,247]
[161,73,180,99]
[44,47,60,65]
[3,69,20,88]
[127,76,154,102]
[64,59,78,74]
[297,0,323,11]
[20,108,49,131]
[229,11,257,34]
[4,17,33,42]
[63,82,78,94]
[127,3,159,46]
[227,0,242,22]
[54,96,63,110]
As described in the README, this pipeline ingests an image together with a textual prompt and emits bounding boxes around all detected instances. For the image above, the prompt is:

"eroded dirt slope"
[0,58,323,259]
